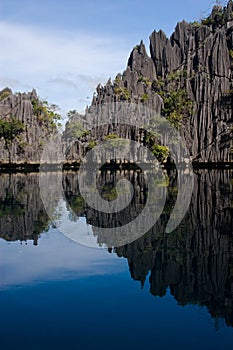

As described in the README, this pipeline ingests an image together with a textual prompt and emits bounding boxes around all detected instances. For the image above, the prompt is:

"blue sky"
[0,0,221,116]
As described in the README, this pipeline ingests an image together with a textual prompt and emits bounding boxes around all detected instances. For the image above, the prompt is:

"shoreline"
[0,161,233,173]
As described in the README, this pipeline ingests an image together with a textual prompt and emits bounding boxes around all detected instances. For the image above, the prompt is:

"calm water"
[0,169,233,350]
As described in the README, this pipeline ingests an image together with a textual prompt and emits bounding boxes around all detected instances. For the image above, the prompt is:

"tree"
[66,120,89,140]
[31,100,61,129]
[0,118,24,163]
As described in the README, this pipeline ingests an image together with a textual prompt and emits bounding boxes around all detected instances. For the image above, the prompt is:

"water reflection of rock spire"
[64,169,233,326]
[0,174,53,245]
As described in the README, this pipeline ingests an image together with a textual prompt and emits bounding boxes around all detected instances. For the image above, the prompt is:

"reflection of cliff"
[0,174,51,245]
[64,169,149,228]
[116,170,233,326]
[64,169,233,326]
[64,168,170,244]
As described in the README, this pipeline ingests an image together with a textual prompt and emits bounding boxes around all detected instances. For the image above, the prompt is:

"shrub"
[141,93,149,103]
[31,99,61,129]
[67,109,78,118]
[114,87,130,101]
[229,49,233,59]
[104,134,118,140]
[87,140,97,150]
[201,17,214,26]
[138,76,152,86]
[162,89,193,128]
[0,90,11,101]
[151,144,169,163]
[66,121,90,139]
[190,20,201,28]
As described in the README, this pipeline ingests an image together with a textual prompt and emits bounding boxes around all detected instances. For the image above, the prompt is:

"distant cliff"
[0,88,59,165]
[64,1,233,164]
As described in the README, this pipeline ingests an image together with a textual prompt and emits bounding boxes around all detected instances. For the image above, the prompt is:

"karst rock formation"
[64,1,233,164]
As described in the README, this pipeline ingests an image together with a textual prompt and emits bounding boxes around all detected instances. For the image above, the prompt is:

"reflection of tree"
[63,169,149,229]
[0,196,25,218]
[66,194,86,221]
[0,174,53,245]
[63,172,86,219]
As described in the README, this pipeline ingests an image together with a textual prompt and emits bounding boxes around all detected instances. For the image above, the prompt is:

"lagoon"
[0,169,233,349]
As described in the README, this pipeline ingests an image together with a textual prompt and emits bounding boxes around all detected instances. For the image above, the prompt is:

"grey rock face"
[64,1,233,163]
[128,40,157,81]
[0,88,57,164]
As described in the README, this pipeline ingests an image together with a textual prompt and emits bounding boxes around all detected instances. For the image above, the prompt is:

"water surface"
[0,169,233,349]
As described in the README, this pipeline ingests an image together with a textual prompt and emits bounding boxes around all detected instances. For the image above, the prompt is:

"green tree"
[161,89,193,129]
[145,131,170,163]
[151,144,169,162]
[67,109,78,118]
[31,99,61,129]
[66,120,89,140]
[0,118,24,163]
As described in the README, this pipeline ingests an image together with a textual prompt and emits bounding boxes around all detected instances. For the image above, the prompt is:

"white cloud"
[0,76,27,89]
[0,230,125,290]
[0,21,129,115]
[48,77,79,90]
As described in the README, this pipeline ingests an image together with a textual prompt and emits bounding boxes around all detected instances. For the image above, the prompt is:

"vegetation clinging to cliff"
[0,118,25,163]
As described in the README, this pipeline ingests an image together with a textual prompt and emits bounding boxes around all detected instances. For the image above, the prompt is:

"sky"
[0,0,223,117]
[0,228,126,289]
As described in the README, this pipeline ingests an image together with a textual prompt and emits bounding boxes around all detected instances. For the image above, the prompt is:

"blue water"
[1,230,233,350]
[1,169,233,350]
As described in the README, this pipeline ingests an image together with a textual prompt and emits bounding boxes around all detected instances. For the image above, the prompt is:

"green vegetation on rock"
[138,76,152,86]
[104,134,119,140]
[87,140,97,150]
[145,132,170,163]
[151,144,169,162]
[66,120,90,139]
[31,99,61,129]
[162,89,193,128]
[229,49,233,59]
[0,89,11,101]
[0,118,25,163]
[114,86,130,101]
[141,93,149,103]
[152,70,193,129]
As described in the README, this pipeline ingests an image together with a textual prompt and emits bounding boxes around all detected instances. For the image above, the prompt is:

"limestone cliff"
[64,1,233,163]
[0,88,59,164]
[1,2,233,165]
